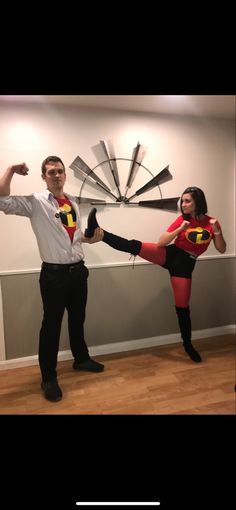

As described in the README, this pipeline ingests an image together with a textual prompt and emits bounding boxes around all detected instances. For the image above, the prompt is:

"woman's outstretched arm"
[158,220,190,247]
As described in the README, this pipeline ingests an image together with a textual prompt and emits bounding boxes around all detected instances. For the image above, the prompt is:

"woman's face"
[181,193,196,216]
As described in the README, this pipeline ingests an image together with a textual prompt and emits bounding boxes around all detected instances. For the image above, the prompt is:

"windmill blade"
[100,140,122,200]
[123,142,147,199]
[77,197,121,206]
[137,197,180,211]
[70,156,118,201]
[127,166,172,201]
[77,197,107,205]
[70,155,111,191]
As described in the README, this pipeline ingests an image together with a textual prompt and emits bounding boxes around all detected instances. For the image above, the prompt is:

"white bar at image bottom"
[76,503,161,506]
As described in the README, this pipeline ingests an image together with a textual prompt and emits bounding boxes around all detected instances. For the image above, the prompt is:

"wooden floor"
[0,334,235,414]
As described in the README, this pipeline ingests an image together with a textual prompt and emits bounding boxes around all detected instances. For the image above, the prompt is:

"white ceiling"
[0,95,235,119]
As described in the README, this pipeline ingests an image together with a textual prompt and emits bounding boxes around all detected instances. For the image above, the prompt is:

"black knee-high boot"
[175,306,202,362]
[103,231,141,256]
[85,208,141,255]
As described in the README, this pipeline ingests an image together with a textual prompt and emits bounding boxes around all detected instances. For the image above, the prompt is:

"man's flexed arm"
[0,163,29,196]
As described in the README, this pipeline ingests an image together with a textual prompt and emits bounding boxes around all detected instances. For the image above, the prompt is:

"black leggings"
[103,232,196,307]
[103,231,199,351]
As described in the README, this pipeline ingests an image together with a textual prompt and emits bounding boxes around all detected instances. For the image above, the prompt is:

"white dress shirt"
[0,190,85,264]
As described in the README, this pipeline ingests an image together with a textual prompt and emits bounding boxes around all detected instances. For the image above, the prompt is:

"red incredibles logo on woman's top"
[186,227,211,245]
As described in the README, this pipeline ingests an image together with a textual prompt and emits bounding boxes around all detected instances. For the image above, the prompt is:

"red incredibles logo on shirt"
[59,203,76,227]
[186,227,212,245]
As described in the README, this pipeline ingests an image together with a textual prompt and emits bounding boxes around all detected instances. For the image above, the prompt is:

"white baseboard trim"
[0,324,235,371]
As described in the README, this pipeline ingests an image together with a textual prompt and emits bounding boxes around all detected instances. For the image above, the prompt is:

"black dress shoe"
[84,208,99,238]
[41,379,63,402]
[73,358,104,372]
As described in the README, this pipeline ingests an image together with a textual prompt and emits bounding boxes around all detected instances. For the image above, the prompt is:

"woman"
[86,187,226,362]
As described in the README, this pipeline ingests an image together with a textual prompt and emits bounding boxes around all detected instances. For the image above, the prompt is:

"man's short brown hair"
[41,156,65,175]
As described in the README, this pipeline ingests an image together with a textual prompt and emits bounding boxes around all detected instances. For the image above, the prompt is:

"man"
[0,156,103,402]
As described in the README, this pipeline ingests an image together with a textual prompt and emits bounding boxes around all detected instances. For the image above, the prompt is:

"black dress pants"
[39,262,89,382]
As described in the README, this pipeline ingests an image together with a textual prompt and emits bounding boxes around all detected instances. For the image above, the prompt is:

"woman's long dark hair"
[180,187,208,219]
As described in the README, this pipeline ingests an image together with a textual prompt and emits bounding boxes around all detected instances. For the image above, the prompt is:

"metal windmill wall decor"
[70,141,180,211]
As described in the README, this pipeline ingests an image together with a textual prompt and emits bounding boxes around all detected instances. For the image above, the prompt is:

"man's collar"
[45,189,75,203]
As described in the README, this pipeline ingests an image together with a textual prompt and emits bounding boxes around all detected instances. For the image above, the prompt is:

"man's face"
[42,161,66,192]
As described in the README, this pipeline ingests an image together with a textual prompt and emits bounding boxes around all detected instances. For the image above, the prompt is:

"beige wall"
[0,102,235,271]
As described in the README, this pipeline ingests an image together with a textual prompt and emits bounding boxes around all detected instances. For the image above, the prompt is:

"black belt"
[42,261,84,272]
